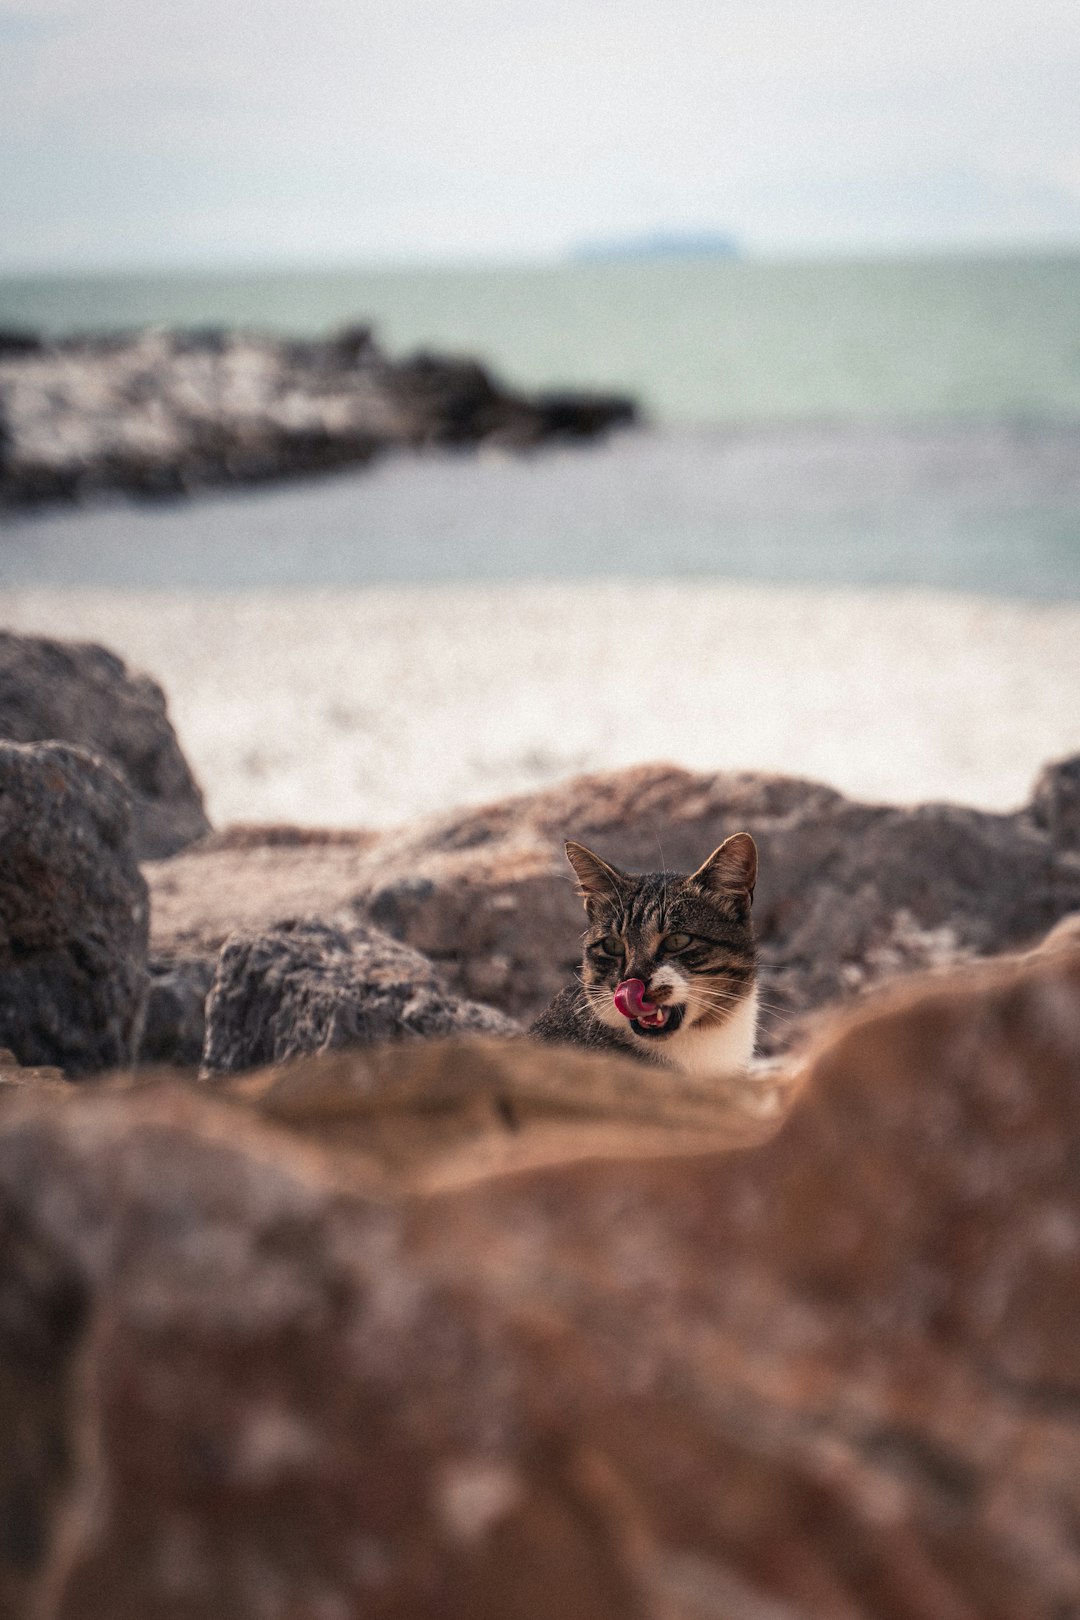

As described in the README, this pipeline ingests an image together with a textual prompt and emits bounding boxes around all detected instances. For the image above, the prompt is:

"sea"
[2,251,1080,596]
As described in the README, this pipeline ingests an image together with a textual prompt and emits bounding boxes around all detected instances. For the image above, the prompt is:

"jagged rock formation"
[0,741,149,1075]
[1,933,1079,1617]
[0,631,210,859]
[0,326,637,508]
[146,755,1080,1062]
[200,918,519,1077]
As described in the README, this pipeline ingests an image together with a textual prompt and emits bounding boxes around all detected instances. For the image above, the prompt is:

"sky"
[3,0,1080,272]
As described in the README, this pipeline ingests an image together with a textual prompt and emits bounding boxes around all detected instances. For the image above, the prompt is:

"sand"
[1,580,1078,828]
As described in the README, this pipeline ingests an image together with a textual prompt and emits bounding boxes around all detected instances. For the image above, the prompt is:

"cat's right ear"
[564,842,630,912]
[690,832,758,908]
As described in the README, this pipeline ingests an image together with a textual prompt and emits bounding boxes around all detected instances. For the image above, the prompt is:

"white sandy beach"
[2,580,1078,828]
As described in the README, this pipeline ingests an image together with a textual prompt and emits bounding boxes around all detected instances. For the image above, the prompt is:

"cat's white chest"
[661,986,758,1079]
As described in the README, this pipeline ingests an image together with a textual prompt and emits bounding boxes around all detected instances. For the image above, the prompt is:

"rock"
[201,918,520,1077]
[1,936,1079,1616]
[0,632,210,859]
[353,760,1080,1051]
[1029,752,1080,852]
[0,741,149,1076]
[0,327,638,509]
[0,328,41,355]
[0,1046,65,1090]
[144,758,1080,1063]
[139,955,216,1069]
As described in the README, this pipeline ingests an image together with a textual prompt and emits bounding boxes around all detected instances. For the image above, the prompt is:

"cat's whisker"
[691,988,751,1009]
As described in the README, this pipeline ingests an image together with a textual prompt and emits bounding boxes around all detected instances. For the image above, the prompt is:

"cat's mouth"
[613,979,685,1038]
[629,1004,685,1038]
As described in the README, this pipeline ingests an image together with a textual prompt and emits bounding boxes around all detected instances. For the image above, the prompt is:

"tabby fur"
[530,833,759,1076]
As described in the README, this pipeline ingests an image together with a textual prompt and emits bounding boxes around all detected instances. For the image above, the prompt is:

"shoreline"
[3,420,1079,599]
[0,325,635,512]
[2,578,1077,829]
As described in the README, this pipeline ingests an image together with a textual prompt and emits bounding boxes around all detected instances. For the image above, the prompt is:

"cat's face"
[566,834,757,1048]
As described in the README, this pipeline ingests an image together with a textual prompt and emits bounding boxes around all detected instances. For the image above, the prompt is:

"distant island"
[572,231,741,264]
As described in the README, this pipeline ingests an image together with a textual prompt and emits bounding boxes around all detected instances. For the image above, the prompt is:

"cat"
[530,833,759,1078]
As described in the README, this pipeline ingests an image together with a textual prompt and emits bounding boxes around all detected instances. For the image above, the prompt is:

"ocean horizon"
[2,250,1079,598]
[4,248,1080,427]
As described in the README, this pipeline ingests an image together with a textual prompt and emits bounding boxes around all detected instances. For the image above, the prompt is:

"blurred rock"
[201,918,520,1077]
[0,631,210,859]
[0,328,41,355]
[140,955,216,1069]
[1029,751,1080,852]
[0,327,638,508]
[1,935,1079,1617]
[0,741,149,1076]
[0,1045,65,1090]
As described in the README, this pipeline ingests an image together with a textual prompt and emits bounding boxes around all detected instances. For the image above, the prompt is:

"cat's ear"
[564,841,631,911]
[690,832,757,907]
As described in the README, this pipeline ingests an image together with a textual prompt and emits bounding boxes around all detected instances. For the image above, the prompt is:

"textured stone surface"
[1,937,1079,1617]
[148,757,1080,1059]
[0,632,210,859]
[0,741,149,1076]
[358,760,1080,1047]
[0,327,637,508]
[201,918,520,1077]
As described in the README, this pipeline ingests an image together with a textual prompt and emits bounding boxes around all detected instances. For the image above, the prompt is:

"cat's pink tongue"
[614,978,656,1020]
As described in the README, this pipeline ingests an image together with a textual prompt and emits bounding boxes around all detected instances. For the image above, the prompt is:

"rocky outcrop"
[0,326,637,508]
[1,932,1079,1618]
[0,632,210,859]
[0,741,149,1076]
[146,756,1080,1061]
[200,918,519,1077]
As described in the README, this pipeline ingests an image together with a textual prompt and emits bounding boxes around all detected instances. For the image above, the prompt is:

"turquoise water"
[2,253,1079,594]
[3,252,1080,427]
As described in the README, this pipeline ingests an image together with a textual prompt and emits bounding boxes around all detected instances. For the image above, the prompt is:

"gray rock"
[146,757,1080,1061]
[1029,752,1080,853]
[0,327,637,509]
[0,632,210,859]
[351,761,1080,1053]
[201,918,519,1077]
[0,741,149,1076]
[140,955,216,1069]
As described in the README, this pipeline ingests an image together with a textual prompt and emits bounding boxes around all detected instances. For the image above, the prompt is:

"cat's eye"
[596,935,623,957]
[661,932,692,953]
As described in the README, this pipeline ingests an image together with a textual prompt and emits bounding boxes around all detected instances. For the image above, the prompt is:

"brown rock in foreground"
[0,741,149,1076]
[147,756,1080,1060]
[2,937,1080,1617]
[0,631,210,859]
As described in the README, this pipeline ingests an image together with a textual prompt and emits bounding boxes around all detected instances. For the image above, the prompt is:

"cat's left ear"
[690,832,757,907]
[565,841,631,911]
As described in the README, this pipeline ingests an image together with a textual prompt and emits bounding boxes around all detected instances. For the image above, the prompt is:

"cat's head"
[565,834,758,1047]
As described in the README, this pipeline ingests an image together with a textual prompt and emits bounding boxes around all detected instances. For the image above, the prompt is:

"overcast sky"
[3,0,1080,272]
